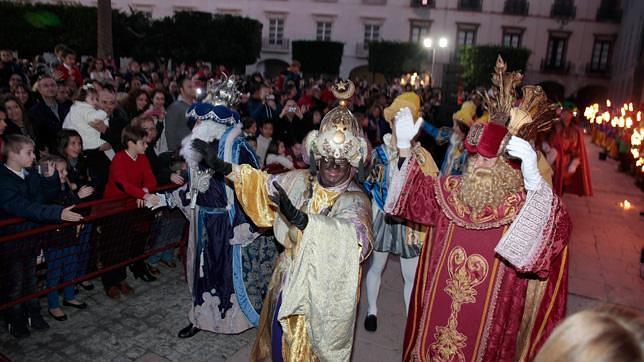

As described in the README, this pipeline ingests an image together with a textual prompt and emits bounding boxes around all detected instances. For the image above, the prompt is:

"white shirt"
[4,164,25,179]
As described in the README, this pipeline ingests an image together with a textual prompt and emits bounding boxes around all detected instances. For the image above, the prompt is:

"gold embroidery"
[430,246,489,361]
[436,176,524,229]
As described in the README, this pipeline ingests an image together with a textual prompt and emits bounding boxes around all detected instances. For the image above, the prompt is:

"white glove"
[146,193,168,211]
[394,107,423,149]
[567,158,580,174]
[506,136,542,191]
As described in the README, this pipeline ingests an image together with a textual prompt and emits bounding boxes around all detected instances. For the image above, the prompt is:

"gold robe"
[233,165,373,361]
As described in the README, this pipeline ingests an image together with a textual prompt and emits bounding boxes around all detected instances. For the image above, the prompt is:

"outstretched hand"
[269,181,308,230]
[191,139,232,175]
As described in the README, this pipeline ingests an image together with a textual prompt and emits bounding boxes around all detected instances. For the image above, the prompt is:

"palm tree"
[97,0,113,58]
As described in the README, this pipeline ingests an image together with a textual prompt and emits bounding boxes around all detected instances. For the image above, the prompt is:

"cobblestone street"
[1,137,642,361]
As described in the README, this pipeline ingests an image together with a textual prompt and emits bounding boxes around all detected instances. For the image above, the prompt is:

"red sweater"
[56,64,83,87]
[104,150,157,200]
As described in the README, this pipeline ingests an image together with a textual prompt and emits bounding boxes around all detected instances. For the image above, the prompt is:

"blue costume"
[166,98,277,334]
[422,122,469,176]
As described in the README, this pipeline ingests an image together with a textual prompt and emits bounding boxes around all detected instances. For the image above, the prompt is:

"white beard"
[180,121,229,169]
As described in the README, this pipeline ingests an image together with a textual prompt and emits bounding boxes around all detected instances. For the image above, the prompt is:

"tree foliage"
[0,3,262,69]
[368,41,425,77]
[458,45,531,90]
[292,41,344,75]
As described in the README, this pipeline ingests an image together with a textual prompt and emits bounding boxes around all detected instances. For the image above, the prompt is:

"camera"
[288,106,297,113]
[37,162,49,175]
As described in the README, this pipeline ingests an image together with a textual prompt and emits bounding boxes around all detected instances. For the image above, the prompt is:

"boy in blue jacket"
[0,134,83,338]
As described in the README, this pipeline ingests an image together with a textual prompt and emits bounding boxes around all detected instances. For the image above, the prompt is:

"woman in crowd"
[144,89,169,154]
[124,88,150,120]
[11,83,35,110]
[56,129,96,291]
[89,58,114,86]
[2,95,42,154]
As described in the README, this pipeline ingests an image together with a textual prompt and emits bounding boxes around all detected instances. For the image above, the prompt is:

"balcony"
[356,43,369,58]
[503,0,529,16]
[586,63,611,76]
[541,58,572,74]
[362,0,387,4]
[596,4,622,22]
[458,0,482,11]
[262,38,290,53]
[410,0,435,7]
[550,1,576,19]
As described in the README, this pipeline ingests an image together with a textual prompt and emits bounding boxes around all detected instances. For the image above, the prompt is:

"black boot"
[178,323,201,338]
[364,314,377,332]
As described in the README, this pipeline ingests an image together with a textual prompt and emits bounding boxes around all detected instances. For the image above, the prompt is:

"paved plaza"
[1,137,642,361]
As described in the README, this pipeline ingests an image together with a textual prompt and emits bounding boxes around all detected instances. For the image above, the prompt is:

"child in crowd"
[56,129,96,291]
[100,125,159,298]
[245,135,257,151]
[0,135,83,338]
[40,154,94,321]
[256,120,273,167]
[242,117,257,138]
[264,139,294,173]
[62,85,113,159]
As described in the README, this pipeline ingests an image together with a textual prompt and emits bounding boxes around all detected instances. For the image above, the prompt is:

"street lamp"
[423,37,448,86]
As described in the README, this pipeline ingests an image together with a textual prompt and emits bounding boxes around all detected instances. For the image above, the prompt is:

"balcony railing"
[541,58,572,74]
[503,0,529,16]
[362,0,387,4]
[596,4,622,22]
[262,37,290,53]
[586,63,611,76]
[410,0,435,7]
[458,0,482,11]
[550,1,576,19]
[356,43,369,58]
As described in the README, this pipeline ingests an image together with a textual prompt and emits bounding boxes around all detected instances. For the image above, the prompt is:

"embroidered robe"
[385,154,572,362]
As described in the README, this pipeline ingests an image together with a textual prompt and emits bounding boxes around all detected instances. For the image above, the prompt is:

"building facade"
[35,0,622,99]
[609,0,643,105]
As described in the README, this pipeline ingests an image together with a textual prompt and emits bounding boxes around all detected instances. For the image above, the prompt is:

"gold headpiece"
[480,55,523,126]
[508,85,557,140]
[305,80,368,167]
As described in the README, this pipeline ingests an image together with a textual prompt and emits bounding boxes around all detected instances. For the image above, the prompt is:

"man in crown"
[189,80,373,361]
[153,76,278,338]
[385,58,572,361]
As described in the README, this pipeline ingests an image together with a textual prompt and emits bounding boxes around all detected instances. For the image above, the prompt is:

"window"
[316,21,332,41]
[410,0,435,7]
[133,4,154,17]
[409,21,431,42]
[364,24,381,45]
[502,28,523,48]
[503,0,529,15]
[173,6,196,13]
[268,18,285,45]
[458,0,482,11]
[590,38,612,71]
[456,24,478,48]
[545,34,569,69]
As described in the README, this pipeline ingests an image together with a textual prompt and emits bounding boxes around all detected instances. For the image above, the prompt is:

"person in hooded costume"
[153,76,278,338]
[386,57,572,361]
[188,80,373,361]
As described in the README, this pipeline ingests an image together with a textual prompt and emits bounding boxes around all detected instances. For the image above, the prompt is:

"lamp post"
[423,36,448,87]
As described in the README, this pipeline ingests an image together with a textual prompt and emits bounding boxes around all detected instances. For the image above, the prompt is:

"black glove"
[356,158,374,184]
[192,139,233,175]
[269,181,308,230]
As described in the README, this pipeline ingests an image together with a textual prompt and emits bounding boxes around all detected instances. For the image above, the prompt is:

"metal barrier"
[0,184,187,312]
